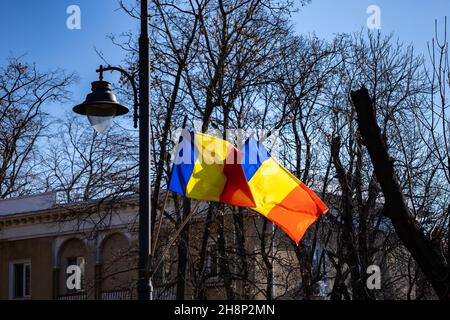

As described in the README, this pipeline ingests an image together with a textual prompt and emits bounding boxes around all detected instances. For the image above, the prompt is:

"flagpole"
[150,201,202,278]
[151,115,190,277]
[152,190,170,254]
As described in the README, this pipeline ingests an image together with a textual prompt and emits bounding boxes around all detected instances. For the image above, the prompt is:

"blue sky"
[294,0,449,51]
[1,0,138,118]
[1,0,449,118]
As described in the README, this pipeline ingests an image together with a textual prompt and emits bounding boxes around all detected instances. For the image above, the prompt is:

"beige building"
[0,192,138,300]
[1,191,427,300]
[0,191,307,300]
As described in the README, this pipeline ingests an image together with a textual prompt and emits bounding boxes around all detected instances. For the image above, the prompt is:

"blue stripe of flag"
[168,130,197,196]
[240,138,271,182]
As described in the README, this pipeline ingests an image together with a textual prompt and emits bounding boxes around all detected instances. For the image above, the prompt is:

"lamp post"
[72,0,151,300]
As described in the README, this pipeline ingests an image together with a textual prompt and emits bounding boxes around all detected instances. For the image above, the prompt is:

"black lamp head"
[73,80,129,116]
[73,80,130,133]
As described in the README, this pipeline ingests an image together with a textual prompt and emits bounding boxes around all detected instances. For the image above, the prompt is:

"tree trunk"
[176,197,190,299]
[217,205,235,299]
[351,87,450,300]
[330,136,368,299]
[233,207,250,299]
[195,205,214,300]
[293,245,314,299]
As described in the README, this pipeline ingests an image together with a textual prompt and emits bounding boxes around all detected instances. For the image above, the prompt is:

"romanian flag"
[240,138,329,243]
[168,130,328,243]
[168,130,255,207]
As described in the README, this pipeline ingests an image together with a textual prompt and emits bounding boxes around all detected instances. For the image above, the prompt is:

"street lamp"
[73,65,137,132]
[73,74,130,133]
[72,0,151,301]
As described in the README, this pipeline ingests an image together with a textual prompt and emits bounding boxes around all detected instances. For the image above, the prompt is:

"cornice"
[0,197,139,228]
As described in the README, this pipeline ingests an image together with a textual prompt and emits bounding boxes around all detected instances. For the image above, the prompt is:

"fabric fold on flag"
[168,130,328,243]
[168,130,256,207]
[240,138,329,243]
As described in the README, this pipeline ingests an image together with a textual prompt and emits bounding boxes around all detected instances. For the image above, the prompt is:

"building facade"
[0,192,428,300]
[0,192,138,300]
[0,191,308,300]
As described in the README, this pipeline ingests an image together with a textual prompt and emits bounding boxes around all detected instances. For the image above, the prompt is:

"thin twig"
[152,190,170,254]
[150,201,201,277]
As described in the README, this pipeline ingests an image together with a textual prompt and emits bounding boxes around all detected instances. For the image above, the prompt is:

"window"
[11,261,31,299]
[66,256,85,292]
[206,245,220,277]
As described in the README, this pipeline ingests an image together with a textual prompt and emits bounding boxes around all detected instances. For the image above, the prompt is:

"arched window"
[100,233,135,299]
[58,238,86,297]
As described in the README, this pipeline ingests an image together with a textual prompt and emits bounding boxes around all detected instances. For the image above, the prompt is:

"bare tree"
[0,57,75,198]
[351,86,449,300]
